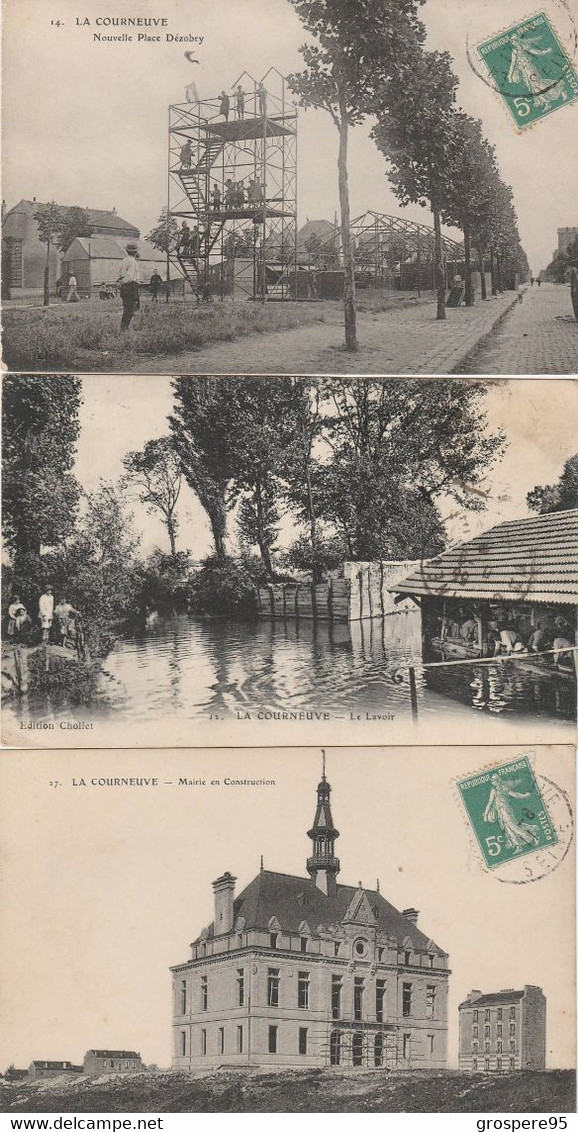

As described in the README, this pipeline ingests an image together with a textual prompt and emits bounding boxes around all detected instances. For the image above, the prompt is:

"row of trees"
[287,0,529,347]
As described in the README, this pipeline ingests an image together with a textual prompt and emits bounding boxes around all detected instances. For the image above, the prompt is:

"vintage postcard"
[2,0,578,375]
[2,375,577,749]
[0,744,574,1112]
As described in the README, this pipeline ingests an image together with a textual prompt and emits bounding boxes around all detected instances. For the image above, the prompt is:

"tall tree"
[527,454,578,514]
[146,206,180,255]
[288,0,426,350]
[2,375,82,579]
[279,379,327,583]
[440,114,500,307]
[372,49,458,320]
[56,206,94,254]
[34,202,61,307]
[122,437,183,557]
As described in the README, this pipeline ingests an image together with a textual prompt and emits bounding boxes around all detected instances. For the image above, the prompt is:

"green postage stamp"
[457,756,558,870]
[477,11,578,128]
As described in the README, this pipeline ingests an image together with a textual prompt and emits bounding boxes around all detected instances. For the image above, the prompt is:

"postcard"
[0,744,574,1112]
[2,0,578,375]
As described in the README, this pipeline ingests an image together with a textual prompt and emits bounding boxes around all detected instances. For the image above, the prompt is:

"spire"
[306,752,340,896]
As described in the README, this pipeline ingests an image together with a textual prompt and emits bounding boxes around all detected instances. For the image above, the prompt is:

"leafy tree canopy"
[527,454,578,514]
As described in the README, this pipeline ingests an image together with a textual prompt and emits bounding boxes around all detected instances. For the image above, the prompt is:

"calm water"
[5,611,576,728]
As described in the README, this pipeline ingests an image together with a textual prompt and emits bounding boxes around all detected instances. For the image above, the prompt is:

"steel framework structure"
[168,68,297,301]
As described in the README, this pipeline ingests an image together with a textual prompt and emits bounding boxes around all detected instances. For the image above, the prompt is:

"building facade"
[458,987,546,1072]
[82,1050,143,1074]
[171,770,450,1069]
[28,1060,82,1079]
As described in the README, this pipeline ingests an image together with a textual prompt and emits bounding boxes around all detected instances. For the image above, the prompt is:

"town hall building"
[171,765,450,1069]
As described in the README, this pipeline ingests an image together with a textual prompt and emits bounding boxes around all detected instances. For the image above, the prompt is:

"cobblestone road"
[456,283,578,375]
[129,290,520,375]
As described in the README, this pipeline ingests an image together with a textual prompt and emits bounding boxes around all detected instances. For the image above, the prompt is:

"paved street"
[456,283,578,375]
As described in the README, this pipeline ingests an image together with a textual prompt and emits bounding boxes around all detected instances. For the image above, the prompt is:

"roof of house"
[30,1061,79,1070]
[459,990,526,1009]
[297,219,337,245]
[85,1050,141,1059]
[391,509,578,605]
[3,200,139,237]
[62,236,164,263]
[193,869,446,954]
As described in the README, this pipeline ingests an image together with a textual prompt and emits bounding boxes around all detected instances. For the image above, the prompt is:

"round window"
[354,938,368,957]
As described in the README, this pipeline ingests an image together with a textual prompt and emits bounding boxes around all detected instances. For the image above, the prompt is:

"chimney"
[468,990,483,1002]
[402,908,419,925]
[212,872,236,936]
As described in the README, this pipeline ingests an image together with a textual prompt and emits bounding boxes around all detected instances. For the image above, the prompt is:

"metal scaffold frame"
[320,1020,401,1069]
[168,67,297,302]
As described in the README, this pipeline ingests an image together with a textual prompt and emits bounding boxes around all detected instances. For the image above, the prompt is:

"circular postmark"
[493,774,573,884]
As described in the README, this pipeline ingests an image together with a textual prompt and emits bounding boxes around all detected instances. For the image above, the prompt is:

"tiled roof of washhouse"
[391,509,578,605]
[193,869,446,955]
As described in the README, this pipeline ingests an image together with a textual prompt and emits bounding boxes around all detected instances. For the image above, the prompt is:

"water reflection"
[4,610,575,728]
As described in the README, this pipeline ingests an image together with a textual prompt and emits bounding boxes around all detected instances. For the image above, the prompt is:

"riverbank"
[1,1067,574,1113]
[1,642,102,703]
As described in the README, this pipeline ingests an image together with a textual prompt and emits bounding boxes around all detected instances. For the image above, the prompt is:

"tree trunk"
[490,247,498,296]
[208,506,227,559]
[477,247,488,300]
[167,515,177,557]
[255,482,274,579]
[337,109,357,352]
[496,253,503,293]
[43,239,50,307]
[463,222,473,307]
[432,203,446,321]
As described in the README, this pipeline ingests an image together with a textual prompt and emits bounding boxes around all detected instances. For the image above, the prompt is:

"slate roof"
[391,509,578,605]
[2,200,139,238]
[63,236,164,262]
[31,1061,80,1070]
[194,869,445,954]
[459,990,525,1009]
[86,1050,140,1059]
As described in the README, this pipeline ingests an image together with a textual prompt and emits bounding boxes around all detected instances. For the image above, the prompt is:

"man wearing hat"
[117,242,141,331]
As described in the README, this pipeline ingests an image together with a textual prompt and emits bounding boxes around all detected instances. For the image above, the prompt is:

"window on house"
[268,1025,278,1054]
[473,1010,479,1023]
[402,982,412,1017]
[472,1058,478,1071]
[374,1033,384,1067]
[334,942,340,957]
[403,1033,411,1060]
[201,975,208,1012]
[331,975,342,1020]
[472,1040,478,1052]
[429,954,435,968]
[237,1025,243,1054]
[352,1032,363,1066]
[267,968,280,1008]
[509,1023,516,1036]
[497,1023,503,1037]
[404,950,411,966]
[485,1008,491,1021]
[298,971,310,1009]
[180,979,187,1014]
[484,1041,490,1053]
[218,1027,225,1055]
[485,1058,490,1071]
[426,985,435,1019]
[509,1006,516,1019]
[485,1025,491,1038]
[270,933,278,948]
[330,1030,341,1066]
[354,977,365,1021]
[376,979,386,1022]
[473,1025,479,1038]
[497,1058,502,1071]
[237,968,244,1007]
[428,1034,435,1058]
[497,1008,503,1020]
[377,947,384,962]
[201,1029,207,1056]
[299,1027,308,1055]
[509,1039,516,1052]
[300,937,308,953]
[497,1041,503,1054]
[509,1057,515,1070]
[180,1031,187,1056]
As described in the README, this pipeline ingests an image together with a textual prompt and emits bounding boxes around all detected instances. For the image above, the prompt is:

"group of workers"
[211,177,265,211]
[218,81,267,121]
[6,587,84,652]
[447,607,575,669]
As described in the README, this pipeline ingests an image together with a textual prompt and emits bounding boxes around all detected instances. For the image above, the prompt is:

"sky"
[0,745,574,1071]
[3,0,578,273]
[74,376,578,559]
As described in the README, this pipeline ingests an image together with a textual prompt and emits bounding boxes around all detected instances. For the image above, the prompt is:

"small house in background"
[83,1049,143,1074]
[62,236,165,296]
[459,986,546,1072]
[1,198,140,293]
[28,1060,83,1079]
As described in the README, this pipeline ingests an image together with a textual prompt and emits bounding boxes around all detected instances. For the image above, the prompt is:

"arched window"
[330,1030,341,1066]
[352,1031,364,1066]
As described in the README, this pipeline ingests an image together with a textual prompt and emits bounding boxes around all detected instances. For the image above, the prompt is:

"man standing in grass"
[117,242,141,331]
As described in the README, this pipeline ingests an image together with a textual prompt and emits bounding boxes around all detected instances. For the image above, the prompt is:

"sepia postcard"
[2,375,577,750]
[0,744,574,1112]
[2,0,578,375]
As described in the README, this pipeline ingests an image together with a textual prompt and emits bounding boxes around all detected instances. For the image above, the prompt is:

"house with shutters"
[170,765,450,1069]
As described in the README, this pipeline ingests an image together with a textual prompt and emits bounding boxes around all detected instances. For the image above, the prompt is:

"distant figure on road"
[256,81,267,116]
[537,277,541,287]
[236,85,246,119]
[117,242,141,331]
[39,586,54,643]
[66,274,79,302]
[530,276,535,286]
[149,270,162,300]
[179,140,193,169]
[219,91,230,120]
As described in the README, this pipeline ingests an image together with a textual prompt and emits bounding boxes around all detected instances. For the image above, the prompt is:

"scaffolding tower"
[168,68,297,301]
[320,1020,401,1069]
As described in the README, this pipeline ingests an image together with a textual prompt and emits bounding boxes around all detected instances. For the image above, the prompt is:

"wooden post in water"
[408,666,418,722]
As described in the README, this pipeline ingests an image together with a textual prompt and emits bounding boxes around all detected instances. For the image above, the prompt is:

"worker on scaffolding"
[179,140,193,169]
[256,81,267,117]
[189,225,200,257]
[235,182,246,207]
[177,221,191,256]
[219,90,230,120]
[224,179,236,210]
[211,183,222,211]
[235,85,246,119]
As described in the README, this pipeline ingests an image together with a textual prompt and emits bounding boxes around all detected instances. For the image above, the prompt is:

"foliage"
[2,376,82,574]
[527,454,578,514]
[187,555,258,617]
[132,550,195,615]
[280,532,349,575]
[146,207,180,255]
[54,206,94,253]
[123,436,182,556]
[542,235,578,283]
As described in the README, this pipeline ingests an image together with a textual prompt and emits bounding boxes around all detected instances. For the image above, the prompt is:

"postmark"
[476,11,578,129]
[456,755,573,883]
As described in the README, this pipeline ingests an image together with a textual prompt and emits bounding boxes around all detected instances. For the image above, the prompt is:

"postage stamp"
[456,755,559,870]
[477,11,578,128]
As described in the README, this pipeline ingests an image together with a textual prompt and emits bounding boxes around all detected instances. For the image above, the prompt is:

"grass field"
[1,290,429,372]
[1,1068,574,1113]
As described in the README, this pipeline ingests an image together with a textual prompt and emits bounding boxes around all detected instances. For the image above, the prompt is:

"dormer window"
[404,950,411,966]
[270,932,278,948]
[300,936,308,953]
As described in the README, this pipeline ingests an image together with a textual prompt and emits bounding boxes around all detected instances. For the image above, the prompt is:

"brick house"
[458,986,546,1072]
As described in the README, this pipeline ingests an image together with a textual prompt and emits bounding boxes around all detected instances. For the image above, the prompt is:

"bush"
[187,555,258,617]
[132,550,195,617]
[279,534,349,577]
